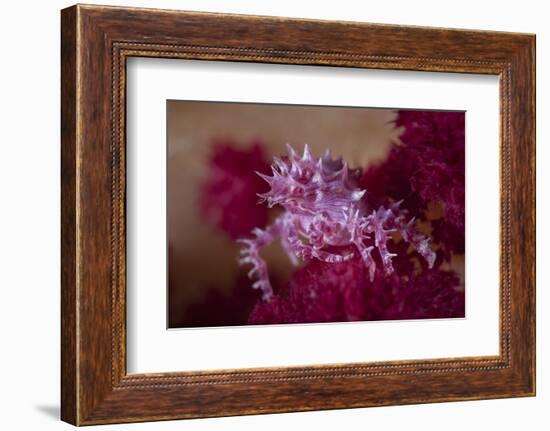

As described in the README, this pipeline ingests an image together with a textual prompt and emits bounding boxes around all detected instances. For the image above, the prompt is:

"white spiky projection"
[238,144,436,301]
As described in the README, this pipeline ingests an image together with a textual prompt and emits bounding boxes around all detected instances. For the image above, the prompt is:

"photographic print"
[61,6,536,423]
[167,101,465,329]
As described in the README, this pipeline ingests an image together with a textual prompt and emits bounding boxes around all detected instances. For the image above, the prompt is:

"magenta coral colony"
[238,144,436,301]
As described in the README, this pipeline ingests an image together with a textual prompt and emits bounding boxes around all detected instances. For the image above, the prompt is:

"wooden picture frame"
[61,4,535,425]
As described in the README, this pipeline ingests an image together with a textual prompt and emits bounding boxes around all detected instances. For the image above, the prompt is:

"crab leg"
[238,219,285,301]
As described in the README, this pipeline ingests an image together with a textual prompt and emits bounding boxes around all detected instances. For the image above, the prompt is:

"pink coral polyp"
[239,144,436,301]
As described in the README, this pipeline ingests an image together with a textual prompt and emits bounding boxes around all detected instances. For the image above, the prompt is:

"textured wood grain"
[60,6,78,424]
[60,4,535,425]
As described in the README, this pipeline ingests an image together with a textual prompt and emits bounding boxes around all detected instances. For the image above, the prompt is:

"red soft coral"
[249,254,369,324]
[248,255,464,325]
[360,110,465,256]
[199,140,271,239]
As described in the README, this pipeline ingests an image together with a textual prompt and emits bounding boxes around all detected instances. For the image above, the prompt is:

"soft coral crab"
[238,144,436,301]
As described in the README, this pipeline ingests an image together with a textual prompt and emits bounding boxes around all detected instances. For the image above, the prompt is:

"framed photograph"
[61,4,535,425]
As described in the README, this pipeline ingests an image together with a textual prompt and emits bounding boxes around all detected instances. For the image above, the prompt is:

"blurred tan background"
[167,101,400,327]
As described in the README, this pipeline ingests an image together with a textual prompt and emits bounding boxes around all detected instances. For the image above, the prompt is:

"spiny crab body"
[239,144,436,301]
